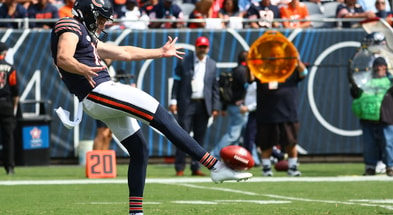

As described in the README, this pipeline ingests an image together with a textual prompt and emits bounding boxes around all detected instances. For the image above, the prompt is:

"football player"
[50,0,252,214]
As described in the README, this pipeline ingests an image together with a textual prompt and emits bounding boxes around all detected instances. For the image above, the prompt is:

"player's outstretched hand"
[162,36,184,59]
[84,66,105,88]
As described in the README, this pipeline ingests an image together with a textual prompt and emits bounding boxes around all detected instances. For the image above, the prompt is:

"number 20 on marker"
[86,150,117,178]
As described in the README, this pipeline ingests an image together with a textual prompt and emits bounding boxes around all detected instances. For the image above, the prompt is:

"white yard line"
[0,175,391,186]
[173,183,393,211]
[2,176,390,210]
[66,177,393,211]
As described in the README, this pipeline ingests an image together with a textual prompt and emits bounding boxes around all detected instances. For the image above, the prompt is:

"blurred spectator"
[280,0,311,28]
[210,0,225,18]
[0,0,27,29]
[0,42,19,175]
[246,0,281,28]
[210,51,249,160]
[120,0,149,29]
[149,0,185,28]
[188,0,213,28]
[240,80,261,166]
[112,0,126,18]
[374,0,393,26]
[218,0,242,28]
[140,0,159,16]
[256,56,308,177]
[241,78,282,166]
[238,0,251,14]
[169,36,220,177]
[336,0,375,28]
[358,0,391,12]
[28,0,59,29]
[58,0,75,18]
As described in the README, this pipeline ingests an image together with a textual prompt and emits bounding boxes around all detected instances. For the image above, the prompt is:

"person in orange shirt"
[279,0,311,29]
[58,0,75,18]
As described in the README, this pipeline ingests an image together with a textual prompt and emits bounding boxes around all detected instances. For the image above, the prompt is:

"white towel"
[55,102,83,129]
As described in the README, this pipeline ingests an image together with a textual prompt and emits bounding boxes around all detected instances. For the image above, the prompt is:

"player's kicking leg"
[149,105,253,183]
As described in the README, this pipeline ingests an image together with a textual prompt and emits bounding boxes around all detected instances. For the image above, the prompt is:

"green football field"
[0,163,392,215]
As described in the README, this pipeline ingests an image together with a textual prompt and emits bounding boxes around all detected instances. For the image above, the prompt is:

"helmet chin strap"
[89,27,108,42]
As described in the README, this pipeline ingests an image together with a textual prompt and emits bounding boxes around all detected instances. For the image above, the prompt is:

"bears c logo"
[92,0,104,7]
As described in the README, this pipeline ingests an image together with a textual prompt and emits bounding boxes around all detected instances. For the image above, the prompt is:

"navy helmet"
[72,0,114,33]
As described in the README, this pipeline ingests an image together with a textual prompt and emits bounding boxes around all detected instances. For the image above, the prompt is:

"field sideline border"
[0,175,391,186]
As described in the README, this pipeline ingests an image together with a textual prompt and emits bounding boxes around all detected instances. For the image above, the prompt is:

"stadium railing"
[0,17,367,29]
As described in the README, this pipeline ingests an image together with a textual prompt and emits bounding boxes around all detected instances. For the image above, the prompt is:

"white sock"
[262,159,271,169]
[288,157,298,168]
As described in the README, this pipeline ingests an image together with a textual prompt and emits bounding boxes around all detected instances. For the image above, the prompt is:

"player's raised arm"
[97,36,185,61]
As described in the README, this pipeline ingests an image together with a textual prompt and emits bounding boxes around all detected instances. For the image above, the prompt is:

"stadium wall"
[0,28,367,158]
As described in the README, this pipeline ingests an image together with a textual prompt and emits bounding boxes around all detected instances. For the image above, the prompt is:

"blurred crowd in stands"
[0,0,392,29]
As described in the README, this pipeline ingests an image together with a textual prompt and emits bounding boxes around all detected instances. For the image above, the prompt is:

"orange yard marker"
[86,150,117,178]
